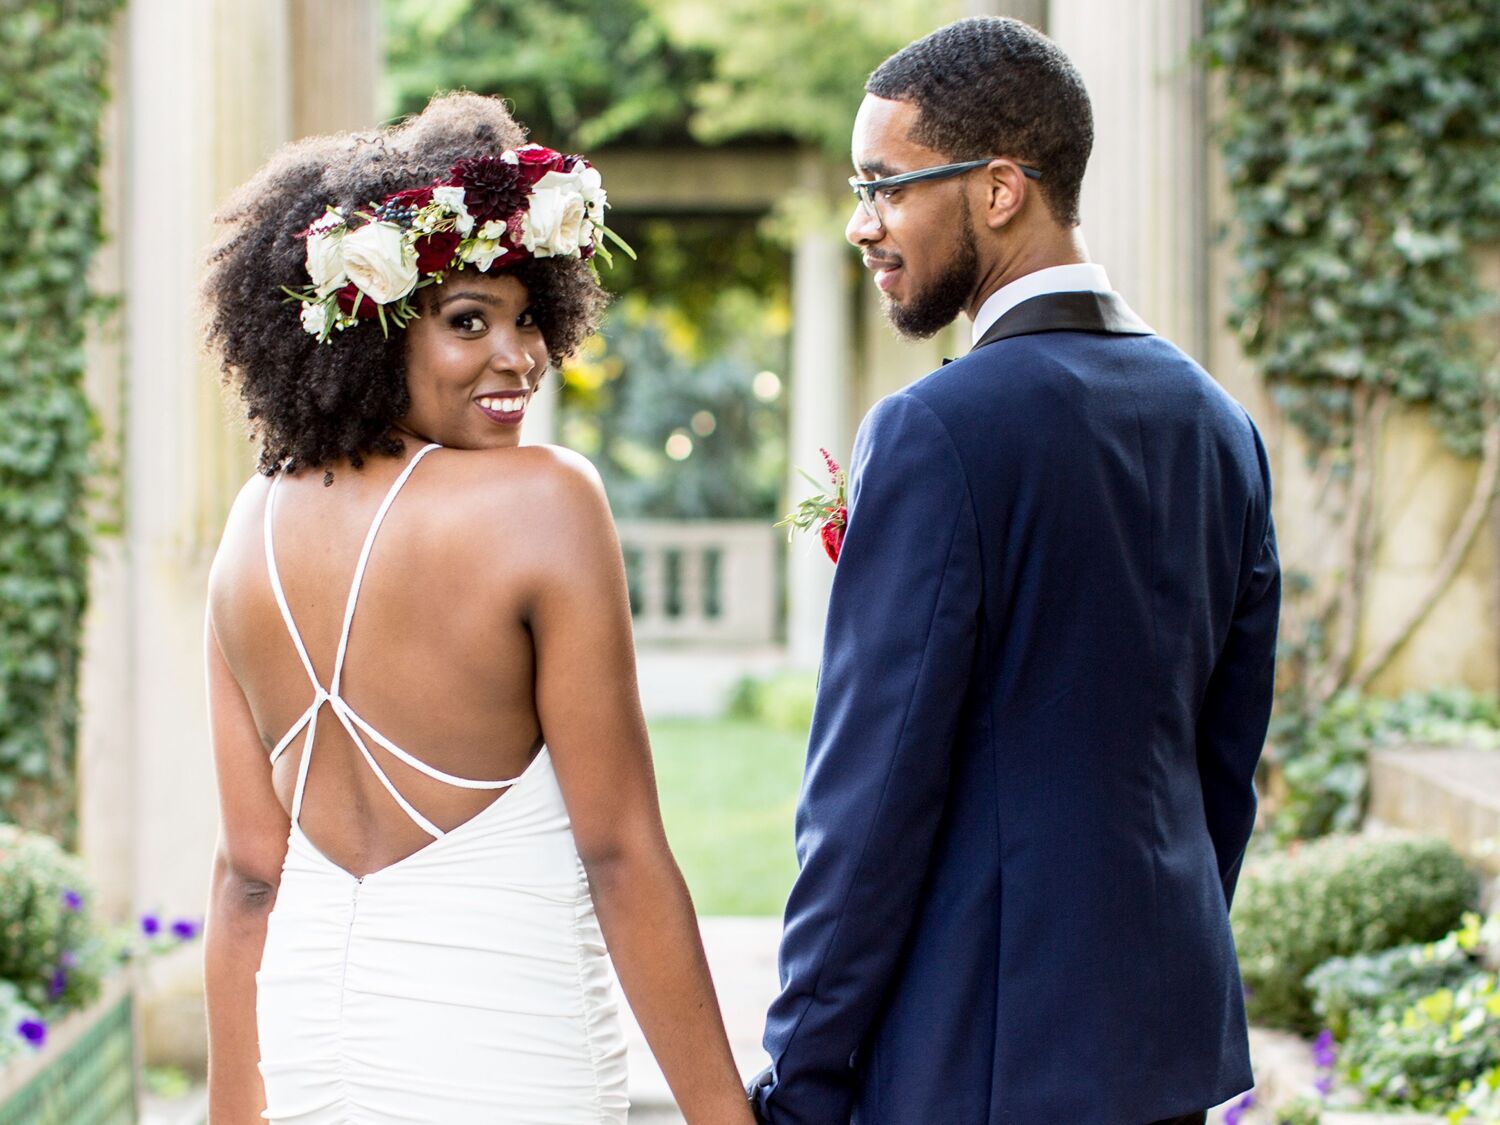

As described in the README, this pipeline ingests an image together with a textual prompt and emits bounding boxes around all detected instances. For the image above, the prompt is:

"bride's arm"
[203,605,289,1124]
[524,450,754,1125]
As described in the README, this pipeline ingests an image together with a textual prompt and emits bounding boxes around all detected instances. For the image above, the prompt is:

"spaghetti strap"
[261,442,523,840]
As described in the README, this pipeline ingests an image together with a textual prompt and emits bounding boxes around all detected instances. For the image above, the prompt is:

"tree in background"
[648,0,951,157]
[560,215,789,519]
[384,0,705,149]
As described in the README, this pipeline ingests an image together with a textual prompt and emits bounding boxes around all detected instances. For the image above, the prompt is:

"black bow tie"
[942,356,956,366]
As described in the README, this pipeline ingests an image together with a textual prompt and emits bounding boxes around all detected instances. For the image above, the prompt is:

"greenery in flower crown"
[0,0,123,838]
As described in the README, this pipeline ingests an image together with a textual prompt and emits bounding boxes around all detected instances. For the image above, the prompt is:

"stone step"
[1367,745,1500,891]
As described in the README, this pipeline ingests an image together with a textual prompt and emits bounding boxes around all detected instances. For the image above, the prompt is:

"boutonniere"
[777,448,848,563]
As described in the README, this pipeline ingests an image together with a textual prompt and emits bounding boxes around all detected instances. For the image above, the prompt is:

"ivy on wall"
[1202,0,1500,717]
[0,0,123,838]
[1203,0,1500,458]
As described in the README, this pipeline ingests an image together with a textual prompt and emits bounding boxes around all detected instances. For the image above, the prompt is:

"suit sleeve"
[755,392,981,1124]
[1196,424,1280,907]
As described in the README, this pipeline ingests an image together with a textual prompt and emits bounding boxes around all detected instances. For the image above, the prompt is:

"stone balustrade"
[616,520,781,646]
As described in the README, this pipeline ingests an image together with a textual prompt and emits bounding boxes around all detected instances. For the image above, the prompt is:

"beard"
[881,207,980,340]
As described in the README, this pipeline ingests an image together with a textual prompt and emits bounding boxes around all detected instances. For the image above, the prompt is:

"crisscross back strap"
[260,443,524,841]
[330,443,440,695]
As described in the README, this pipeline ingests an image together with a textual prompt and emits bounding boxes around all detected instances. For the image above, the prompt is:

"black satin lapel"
[972,291,1153,351]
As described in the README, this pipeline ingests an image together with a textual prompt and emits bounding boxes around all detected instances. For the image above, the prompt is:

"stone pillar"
[523,367,560,445]
[786,155,853,667]
[289,0,383,138]
[964,0,1048,28]
[78,13,134,924]
[86,0,383,1071]
[1048,0,1208,360]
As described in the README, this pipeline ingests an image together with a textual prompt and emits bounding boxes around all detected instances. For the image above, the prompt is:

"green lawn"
[647,718,808,916]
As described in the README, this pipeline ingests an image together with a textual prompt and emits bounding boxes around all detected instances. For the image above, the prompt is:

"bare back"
[210,443,550,878]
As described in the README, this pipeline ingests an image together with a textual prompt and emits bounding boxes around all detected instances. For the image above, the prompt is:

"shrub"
[0,825,107,1014]
[1307,935,1479,1040]
[1232,834,1477,1031]
[1341,970,1500,1111]
[727,670,817,734]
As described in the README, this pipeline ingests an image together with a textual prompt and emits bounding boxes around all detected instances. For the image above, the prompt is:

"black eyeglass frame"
[847,157,1043,209]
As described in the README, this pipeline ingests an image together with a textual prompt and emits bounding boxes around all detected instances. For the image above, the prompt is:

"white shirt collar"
[970,262,1113,346]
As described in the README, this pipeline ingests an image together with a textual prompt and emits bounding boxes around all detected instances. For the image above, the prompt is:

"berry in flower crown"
[285,143,633,342]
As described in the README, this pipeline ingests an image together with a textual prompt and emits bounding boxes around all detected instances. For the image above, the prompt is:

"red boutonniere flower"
[778,448,848,563]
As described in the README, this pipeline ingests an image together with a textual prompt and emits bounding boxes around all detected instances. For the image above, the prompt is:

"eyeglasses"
[848,158,1042,231]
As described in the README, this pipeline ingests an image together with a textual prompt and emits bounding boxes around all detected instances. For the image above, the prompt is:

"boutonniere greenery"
[778,448,847,563]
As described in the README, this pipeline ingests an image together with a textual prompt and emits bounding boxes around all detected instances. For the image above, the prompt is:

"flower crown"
[286,143,628,342]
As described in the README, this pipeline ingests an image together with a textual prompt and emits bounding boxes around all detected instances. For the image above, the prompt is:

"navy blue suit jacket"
[753,291,1280,1125]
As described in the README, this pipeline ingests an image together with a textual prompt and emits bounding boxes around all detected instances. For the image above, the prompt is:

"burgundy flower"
[449,155,528,221]
[512,144,564,184]
[335,283,381,319]
[821,506,847,563]
[413,230,461,274]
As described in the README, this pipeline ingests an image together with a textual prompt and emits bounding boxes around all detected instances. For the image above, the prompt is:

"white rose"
[340,221,418,304]
[304,229,346,296]
[521,180,587,258]
[431,186,475,235]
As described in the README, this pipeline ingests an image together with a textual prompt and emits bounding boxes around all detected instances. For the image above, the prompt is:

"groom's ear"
[980,160,1030,231]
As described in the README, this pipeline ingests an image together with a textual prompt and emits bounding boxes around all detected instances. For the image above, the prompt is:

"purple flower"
[47,966,67,1001]
[1312,1028,1337,1070]
[170,918,200,941]
[59,951,76,969]
[1224,1091,1256,1125]
[1315,1073,1334,1096]
[16,1019,46,1047]
[60,889,82,912]
[140,913,160,937]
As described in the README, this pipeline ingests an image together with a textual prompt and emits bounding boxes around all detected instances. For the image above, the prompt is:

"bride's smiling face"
[398,272,550,450]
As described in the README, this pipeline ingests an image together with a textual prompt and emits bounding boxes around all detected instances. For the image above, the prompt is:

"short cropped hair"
[201,93,608,475]
[867,17,1093,226]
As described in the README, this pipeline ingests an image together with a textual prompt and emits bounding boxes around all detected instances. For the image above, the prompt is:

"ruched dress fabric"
[254,443,629,1124]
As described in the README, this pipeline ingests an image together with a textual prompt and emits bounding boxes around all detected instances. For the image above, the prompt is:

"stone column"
[289,0,383,138]
[78,13,134,924]
[786,154,853,667]
[92,0,383,1071]
[1048,0,1208,360]
[964,0,1048,28]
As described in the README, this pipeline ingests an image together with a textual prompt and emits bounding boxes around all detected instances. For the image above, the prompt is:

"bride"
[199,93,754,1124]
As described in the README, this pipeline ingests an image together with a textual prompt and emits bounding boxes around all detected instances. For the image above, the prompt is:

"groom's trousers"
[1149,1113,1207,1125]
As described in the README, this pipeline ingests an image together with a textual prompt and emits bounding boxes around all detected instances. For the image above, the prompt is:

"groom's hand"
[746,1064,773,1123]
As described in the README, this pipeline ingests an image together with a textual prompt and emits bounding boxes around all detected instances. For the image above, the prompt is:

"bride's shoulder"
[432,444,614,541]
[207,471,276,608]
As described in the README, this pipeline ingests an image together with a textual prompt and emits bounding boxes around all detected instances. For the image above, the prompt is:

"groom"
[750,17,1280,1125]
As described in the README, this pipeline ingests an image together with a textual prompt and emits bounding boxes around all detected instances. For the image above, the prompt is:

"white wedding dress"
[254,443,629,1123]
